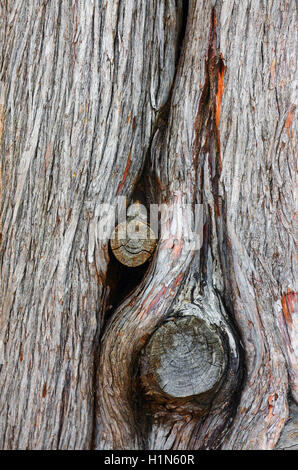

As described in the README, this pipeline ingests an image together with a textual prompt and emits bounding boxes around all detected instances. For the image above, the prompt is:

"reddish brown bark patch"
[117,147,132,194]
[284,106,295,138]
[42,383,47,398]
[281,291,297,325]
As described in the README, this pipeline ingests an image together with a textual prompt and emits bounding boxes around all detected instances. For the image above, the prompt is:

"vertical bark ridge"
[218,0,296,449]
[0,0,182,449]
[95,0,243,450]
[96,0,296,450]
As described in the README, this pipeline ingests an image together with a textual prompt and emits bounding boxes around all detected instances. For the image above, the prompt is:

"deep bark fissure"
[94,2,245,450]
[96,0,191,354]
[100,0,190,319]
[90,0,190,448]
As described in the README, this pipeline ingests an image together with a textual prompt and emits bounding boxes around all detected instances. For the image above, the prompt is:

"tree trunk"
[0,0,296,450]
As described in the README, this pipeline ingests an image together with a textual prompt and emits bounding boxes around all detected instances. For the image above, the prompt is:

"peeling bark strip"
[281,291,296,324]
[0,0,296,450]
[193,7,225,223]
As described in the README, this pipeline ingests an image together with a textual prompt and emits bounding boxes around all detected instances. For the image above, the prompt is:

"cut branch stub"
[110,219,157,267]
[141,316,227,400]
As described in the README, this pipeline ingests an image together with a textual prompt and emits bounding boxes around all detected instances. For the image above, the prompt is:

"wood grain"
[141,316,226,399]
[0,0,182,449]
[110,220,157,267]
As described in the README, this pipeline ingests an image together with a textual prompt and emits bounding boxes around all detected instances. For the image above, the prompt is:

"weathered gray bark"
[275,401,298,450]
[0,0,296,450]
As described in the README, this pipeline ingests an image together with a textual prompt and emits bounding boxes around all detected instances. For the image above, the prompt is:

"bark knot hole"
[141,316,227,400]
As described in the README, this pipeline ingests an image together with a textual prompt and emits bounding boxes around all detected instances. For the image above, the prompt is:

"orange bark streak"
[174,272,184,288]
[215,55,226,174]
[145,285,168,314]
[170,239,183,259]
[216,59,225,128]
[117,148,132,195]
[42,383,47,398]
[267,395,275,421]
[285,107,295,137]
[281,291,297,325]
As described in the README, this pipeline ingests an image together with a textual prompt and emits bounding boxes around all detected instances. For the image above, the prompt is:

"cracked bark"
[0,0,296,450]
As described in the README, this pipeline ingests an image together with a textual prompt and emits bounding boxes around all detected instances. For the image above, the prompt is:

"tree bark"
[0,0,296,450]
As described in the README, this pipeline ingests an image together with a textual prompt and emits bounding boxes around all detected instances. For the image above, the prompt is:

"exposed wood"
[110,219,157,267]
[141,315,227,399]
[138,278,241,450]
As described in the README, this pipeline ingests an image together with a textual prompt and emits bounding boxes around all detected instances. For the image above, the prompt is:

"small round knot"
[110,219,157,267]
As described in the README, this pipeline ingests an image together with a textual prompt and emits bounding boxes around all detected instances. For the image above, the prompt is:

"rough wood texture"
[219,0,296,448]
[275,401,298,450]
[0,0,182,449]
[0,0,296,450]
[141,315,226,398]
[96,0,296,450]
